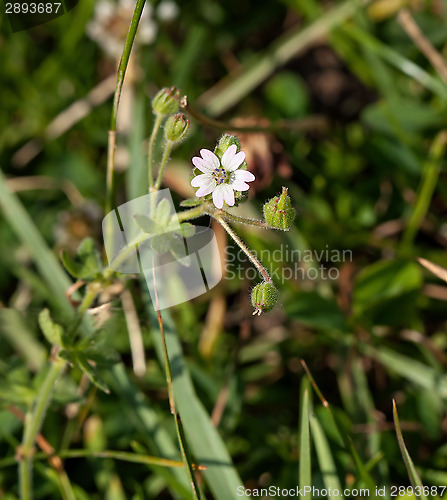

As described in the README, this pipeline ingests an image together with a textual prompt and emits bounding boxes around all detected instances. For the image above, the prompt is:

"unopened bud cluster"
[151,87,190,143]
[251,281,279,316]
[263,187,295,231]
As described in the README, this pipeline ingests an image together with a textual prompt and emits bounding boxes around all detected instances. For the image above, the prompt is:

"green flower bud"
[152,87,180,116]
[165,113,189,142]
[263,187,295,231]
[214,134,241,160]
[251,281,279,316]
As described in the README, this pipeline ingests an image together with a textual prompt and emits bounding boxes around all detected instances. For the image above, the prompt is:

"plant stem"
[154,141,174,190]
[177,204,208,222]
[151,258,201,499]
[401,131,447,249]
[19,356,66,500]
[182,99,328,134]
[216,209,272,229]
[18,287,100,500]
[148,114,163,189]
[213,213,272,283]
[106,0,147,214]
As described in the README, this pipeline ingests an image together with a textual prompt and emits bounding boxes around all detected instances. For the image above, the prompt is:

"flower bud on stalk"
[251,281,279,315]
[165,113,190,142]
[152,87,180,116]
[214,134,242,160]
[263,187,295,231]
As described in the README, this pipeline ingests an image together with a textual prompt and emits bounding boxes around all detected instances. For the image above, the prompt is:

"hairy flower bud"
[165,113,189,142]
[214,134,241,160]
[263,187,295,231]
[251,281,279,315]
[152,87,180,116]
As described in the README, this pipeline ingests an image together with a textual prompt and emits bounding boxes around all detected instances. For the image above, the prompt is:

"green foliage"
[1,0,447,497]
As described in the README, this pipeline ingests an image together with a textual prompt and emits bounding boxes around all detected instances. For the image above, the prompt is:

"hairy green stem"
[213,213,272,283]
[148,114,163,189]
[106,0,147,214]
[154,141,174,190]
[216,209,272,229]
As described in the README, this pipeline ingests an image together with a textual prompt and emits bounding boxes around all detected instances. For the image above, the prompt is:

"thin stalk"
[148,114,163,189]
[182,100,328,134]
[213,213,272,283]
[19,356,66,500]
[216,209,272,229]
[18,288,100,500]
[154,141,174,190]
[152,258,201,500]
[106,0,147,214]
[401,131,447,248]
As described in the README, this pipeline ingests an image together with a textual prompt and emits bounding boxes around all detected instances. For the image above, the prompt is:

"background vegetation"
[1,0,447,498]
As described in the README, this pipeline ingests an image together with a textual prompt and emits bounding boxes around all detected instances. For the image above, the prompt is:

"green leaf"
[393,401,428,500]
[0,381,36,406]
[310,414,344,500]
[134,214,158,234]
[179,222,196,238]
[151,234,171,255]
[299,387,311,498]
[353,259,422,315]
[74,352,110,394]
[264,71,308,118]
[148,305,244,499]
[38,309,64,347]
[180,198,203,208]
[286,291,347,331]
[0,169,72,314]
[60,238,103,280]
[155,199,172,226]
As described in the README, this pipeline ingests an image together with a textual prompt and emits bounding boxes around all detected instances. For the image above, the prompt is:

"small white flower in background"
[191,145,255,209]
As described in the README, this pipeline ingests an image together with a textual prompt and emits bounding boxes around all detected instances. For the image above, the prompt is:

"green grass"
[1,0,447,498]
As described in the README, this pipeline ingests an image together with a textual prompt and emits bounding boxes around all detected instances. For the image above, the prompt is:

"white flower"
[191,145,255,209]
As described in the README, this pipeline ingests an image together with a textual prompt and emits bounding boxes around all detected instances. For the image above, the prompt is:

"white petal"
[221,184,235,206]
[191,173,213,187]
[229,179,249,191]
[192,156,214,173]
[222,146,246,172]
[196,180,216,197]
[221,144,236,168]
[200,149,220,169]
[212,184,225,209]
[233,169,255,182]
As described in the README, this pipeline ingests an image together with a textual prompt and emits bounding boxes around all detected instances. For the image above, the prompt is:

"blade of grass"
[108,364,192,499]
[0,169,72,314]
[342,25,447,101]
[402,131,447,248]
[299,386,312,499]
[198,0,374,117]
[309,414,344,500]
[148,304,244,500]
[0,309,46,372]
[361,345,447,399]
[392,400,428,500]
[301,360,377,493]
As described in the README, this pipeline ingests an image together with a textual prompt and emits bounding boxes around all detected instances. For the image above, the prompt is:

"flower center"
[212,167,228,184]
